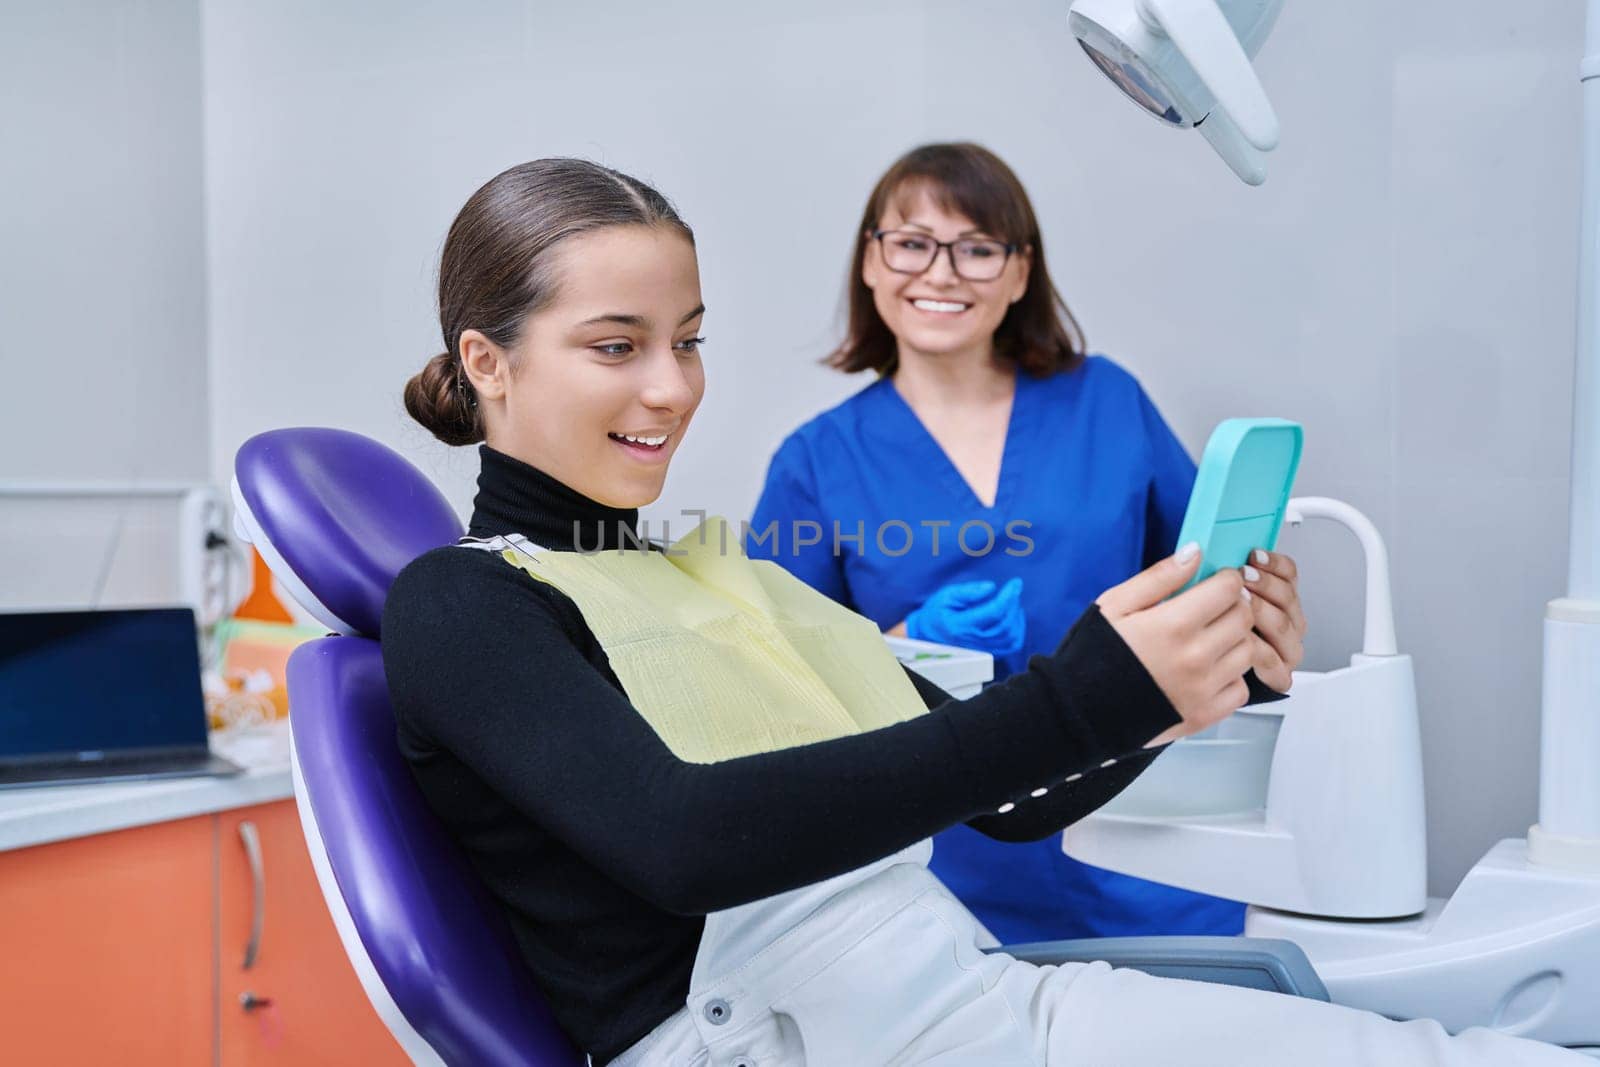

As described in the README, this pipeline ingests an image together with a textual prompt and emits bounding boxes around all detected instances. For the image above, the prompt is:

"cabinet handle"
[239,819,265,970]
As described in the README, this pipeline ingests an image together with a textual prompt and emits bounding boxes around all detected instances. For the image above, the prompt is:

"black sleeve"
[900,656,1287,844]
[899,665,1162,842]
[382,549,1180,917]
[1244,668,1289,705]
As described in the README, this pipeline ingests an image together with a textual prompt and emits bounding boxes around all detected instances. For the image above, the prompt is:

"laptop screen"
[0,607,208,763]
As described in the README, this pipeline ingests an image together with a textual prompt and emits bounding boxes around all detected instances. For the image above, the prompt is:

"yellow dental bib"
[492,517,928,763]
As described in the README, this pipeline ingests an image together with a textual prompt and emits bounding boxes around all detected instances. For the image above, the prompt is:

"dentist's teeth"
[913,299,969,313]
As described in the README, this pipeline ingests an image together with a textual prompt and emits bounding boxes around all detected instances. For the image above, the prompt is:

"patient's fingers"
[1246,550,1307,637]
[1250,633,1292,692]
[1164,569,1249,631]
[1197,597,1255,663]
[1249,594,1303,673]
[1097,547,1201,617]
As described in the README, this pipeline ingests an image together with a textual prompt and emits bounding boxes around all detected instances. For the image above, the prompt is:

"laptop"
[0,606,244,789]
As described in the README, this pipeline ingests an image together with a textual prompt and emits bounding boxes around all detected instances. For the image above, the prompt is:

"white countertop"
[0,722,294,853]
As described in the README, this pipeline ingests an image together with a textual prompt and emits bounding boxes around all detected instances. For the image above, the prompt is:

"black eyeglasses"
[870,229,1019,282]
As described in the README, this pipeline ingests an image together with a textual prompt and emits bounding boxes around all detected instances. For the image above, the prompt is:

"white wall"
[184,0,1591,893]
[0,0,209,609]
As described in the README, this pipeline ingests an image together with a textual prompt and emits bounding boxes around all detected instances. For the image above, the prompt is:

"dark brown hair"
[405,159,694,446]
[828,143,1085,378]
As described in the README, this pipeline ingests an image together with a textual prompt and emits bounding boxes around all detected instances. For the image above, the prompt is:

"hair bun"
[403,351,483,446]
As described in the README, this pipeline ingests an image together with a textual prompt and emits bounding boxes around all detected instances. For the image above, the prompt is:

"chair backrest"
[233,427,583,1067]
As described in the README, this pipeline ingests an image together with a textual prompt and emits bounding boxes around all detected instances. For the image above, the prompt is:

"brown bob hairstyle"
[828,142,1086,378]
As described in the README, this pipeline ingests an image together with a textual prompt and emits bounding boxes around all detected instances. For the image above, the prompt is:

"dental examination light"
[1062,1,1600,1050]
[1068,0,1283,184]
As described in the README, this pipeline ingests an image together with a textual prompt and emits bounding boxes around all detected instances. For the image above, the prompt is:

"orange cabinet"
[0,800,409,1066]
[0,816,214,1065]
[218,801,405,1065]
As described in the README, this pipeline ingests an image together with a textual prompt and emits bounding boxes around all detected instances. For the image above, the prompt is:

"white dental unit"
[1063,0,1600,1052]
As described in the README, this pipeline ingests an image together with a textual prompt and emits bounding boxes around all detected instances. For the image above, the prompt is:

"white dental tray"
[885,635,994,701]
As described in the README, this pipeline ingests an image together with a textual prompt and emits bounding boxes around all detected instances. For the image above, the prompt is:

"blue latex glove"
[905,577,1026,656]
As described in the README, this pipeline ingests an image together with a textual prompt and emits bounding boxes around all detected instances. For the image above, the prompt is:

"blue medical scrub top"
[748,355,1245,943]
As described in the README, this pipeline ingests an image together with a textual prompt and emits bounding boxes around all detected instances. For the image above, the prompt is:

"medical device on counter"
[1068,2,1600,1043]
[1067,0,1600,1049]
[884,635,993,701]
[1072,497,1427,919]
[1068,499,1600,1047]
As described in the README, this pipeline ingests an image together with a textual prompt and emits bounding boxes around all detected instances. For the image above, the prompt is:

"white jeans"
[611,848,1587,1067]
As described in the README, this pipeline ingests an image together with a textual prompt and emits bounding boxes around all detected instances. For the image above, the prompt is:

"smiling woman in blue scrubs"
[748,142,1244,944]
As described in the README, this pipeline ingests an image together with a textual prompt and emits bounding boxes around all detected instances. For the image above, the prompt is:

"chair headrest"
[232,428,464,637]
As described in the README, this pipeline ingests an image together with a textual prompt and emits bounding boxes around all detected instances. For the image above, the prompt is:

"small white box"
[885,635,994,701]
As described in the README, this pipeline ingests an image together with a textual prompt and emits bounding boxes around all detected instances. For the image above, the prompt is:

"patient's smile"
[608,431,672,462]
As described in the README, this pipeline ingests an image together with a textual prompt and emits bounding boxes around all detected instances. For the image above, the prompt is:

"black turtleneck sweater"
[381,446,1188,1064]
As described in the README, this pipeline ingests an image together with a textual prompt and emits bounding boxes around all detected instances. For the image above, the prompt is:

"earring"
[454,364,478,410]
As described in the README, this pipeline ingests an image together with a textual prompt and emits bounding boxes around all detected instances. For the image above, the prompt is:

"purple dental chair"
[232,428,583,1067]
[231,427,1326,1067]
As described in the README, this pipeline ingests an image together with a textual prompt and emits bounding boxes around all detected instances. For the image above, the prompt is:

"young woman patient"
[382,159,1580,1066]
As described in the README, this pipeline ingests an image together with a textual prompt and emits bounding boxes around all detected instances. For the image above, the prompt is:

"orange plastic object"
[0,803,408,1063]
[0,816,215,1065]
[235,548,295,624]
[218,801,407,1064]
